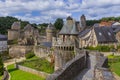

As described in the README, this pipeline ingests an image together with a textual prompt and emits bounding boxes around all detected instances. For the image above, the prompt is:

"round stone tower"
[46,23,55,42]
[80,14,86,29]
[8,22,21,40]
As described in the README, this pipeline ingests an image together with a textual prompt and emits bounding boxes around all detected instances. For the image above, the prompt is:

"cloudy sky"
[0,0,120,24]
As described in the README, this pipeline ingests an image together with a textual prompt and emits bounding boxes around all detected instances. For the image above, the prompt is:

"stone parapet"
[16,64,50,78]
[46,54,86,80]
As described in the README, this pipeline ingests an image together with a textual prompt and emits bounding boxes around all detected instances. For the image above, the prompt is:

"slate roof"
[94,27,117,43]
[78,29,91,38]
[78,27,117,43]
[112,22,120,26]
[66,16,73,20]
[93,23,99,27]
[41,42,52,48]
[0,34,7,41]
[111,25,120,33]
[59,21,79,35]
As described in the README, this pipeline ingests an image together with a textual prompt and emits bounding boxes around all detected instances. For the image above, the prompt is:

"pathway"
[74,54,96,80]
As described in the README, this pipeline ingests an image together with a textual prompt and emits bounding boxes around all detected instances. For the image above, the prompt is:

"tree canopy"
[54,18,63,30]
[0,54,4,76]
[0,16,120,35]
[0,16,32,34]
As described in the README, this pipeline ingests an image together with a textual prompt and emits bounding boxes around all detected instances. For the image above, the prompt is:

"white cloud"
[0,0,120,23]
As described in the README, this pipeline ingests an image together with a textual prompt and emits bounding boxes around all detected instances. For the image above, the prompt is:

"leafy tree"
[54,18,63,30]
[0,54,4,76]
[38,23,48,35]
[86,20,100,26]
[0,16,18,34]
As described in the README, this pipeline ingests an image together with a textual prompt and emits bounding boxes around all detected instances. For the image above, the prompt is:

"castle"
[8,15,115,80]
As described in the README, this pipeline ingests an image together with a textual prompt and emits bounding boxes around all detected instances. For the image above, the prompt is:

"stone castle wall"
[34,46,50,58]
[46,54,86,80]
[16,64,50,78]
[8,30,20,40]
[9,45,33,57]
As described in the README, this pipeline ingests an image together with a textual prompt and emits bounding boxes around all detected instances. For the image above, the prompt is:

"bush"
[0,55,4,76]
[25,52,35,59]
[86,45,114,52]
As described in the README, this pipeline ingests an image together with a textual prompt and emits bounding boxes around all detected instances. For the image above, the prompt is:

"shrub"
[25,52,35,59]
[0,55,4,76]
[8,40,18,45]
[86,45,114,52]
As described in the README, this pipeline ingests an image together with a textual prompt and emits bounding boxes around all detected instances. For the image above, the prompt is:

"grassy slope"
[21,56,54,74]
[108,55,120,76]
[7,64,45,80]
[110,62,120,76]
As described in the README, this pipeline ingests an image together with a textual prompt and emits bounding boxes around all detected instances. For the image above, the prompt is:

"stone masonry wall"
[8,30,19,40]
[46,54,86,80]
[9,45,33,57]
[15,64,50,78]
[34,46,50,58]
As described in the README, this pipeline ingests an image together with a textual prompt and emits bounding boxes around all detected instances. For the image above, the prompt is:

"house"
[79,27,117,48]
[0,34,7,52]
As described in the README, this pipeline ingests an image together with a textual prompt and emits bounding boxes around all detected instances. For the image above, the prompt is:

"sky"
[0,0,120,24]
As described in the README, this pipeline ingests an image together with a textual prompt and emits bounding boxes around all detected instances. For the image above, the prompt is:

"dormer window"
[99,32,102,36]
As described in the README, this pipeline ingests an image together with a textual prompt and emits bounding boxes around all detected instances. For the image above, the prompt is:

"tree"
[0,54,4,76]
[54,18,63,30]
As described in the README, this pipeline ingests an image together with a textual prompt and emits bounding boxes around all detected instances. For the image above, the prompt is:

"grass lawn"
[20,57,54,74]
[108,55,120,76]
[7,64,45,80]
[108,54,120,59]
[109,62,120,76]
[0,75,2,80]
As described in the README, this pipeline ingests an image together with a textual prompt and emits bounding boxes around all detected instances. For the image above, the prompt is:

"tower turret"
[80,14,86,29]
[46,23,55,42]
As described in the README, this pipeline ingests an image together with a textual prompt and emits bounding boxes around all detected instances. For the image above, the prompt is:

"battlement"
[52,37,75,47]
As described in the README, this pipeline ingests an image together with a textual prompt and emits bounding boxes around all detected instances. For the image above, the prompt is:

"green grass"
[108,55,120,76]
[0,75,3,80]
[107,54,115,59]
[20,57,54,74]
[110,62,120,76]
[26,56,38,61]
[7,64,45,80]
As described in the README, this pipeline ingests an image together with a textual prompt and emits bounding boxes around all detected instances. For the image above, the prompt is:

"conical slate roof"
[59,20,79,35]
[67,16,73,20]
